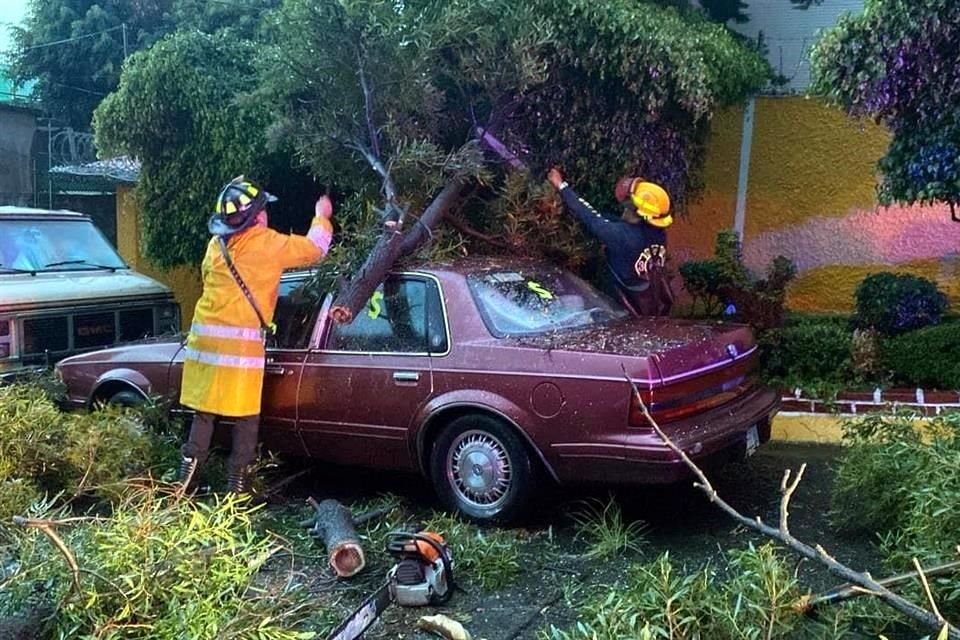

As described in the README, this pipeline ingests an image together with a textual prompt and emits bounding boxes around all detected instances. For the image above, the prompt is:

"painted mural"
[671,96,960,314]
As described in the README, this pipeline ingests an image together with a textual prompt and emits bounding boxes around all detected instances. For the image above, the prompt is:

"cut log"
[307,497,366,578]
[330,179,468,324]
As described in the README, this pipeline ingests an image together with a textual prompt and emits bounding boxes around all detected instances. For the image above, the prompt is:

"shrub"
[881,321,960,390]
[0,383,164,520]
[853,272,948,336]
[679,259,724,314]
[2,485,319,639]
[832,410,960,624]
[760,318,853,392]
[543,544,823,640]
[679,230,797,329]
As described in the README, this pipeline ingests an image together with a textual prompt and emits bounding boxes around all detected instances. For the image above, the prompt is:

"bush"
[881,321,960,390]
[760,318,853,392]
[679,230,797,330]
[832,410,960,624]
[679,259,724,314]
[853,272,948,336]
[0,383,164,519]
[1,485,319,639]
[542,544,843,639]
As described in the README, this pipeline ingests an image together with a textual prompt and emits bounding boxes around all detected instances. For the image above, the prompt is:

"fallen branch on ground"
[801,560,960,613]
[620,364,960,640]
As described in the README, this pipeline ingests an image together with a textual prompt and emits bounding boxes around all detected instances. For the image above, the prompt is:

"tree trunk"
[307,498,366,578]
[330,179,468,323]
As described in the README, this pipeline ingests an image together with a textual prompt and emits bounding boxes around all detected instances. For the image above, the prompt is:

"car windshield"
[467,266,629,337]
[0,219,127,273]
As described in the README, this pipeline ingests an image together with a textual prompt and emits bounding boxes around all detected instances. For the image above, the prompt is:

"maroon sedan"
[56,258,779,521]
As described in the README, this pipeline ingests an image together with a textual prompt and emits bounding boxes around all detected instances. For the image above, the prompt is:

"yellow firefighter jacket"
[179,217,333,417]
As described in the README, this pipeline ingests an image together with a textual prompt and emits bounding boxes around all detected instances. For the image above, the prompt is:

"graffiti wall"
[670,96,960,314]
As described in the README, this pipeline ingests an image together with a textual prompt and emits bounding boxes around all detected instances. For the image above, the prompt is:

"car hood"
[511,318,756,375]
[0,270,172,312]
[57,337,185,368]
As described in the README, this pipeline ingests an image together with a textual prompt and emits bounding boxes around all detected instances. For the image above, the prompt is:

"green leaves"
[810,0,960,212]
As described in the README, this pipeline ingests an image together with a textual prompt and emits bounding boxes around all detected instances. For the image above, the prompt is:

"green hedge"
[760,318,853,390]
[881,321,960,390]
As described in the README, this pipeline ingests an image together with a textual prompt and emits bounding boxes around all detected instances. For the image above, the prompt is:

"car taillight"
[627,386,655,427]
[631,377,759,426]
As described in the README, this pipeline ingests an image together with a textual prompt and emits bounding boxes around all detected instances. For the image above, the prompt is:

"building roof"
[49,156,141,184]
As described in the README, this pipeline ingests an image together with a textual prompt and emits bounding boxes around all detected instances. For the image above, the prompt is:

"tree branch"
[356,45,381,161]
[619,364,960,639]
[13,515,81,596]
[444,211,508,249]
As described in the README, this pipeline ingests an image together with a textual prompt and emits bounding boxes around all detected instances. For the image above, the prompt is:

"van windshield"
[0,219,127,273]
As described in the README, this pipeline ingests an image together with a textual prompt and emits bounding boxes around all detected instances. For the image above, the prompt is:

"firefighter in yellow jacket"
[178,176,334,493]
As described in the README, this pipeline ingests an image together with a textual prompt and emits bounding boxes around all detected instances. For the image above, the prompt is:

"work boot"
[225,467,253,494]
[178,455,200,492]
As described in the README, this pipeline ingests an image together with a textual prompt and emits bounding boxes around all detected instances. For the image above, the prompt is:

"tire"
[106,389,147,408]
[429,414,536,523]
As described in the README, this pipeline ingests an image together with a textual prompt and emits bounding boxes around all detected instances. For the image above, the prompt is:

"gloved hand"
[315,195,333,220]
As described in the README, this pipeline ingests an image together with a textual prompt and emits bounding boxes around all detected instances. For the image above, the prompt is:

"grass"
[569,496,648,559]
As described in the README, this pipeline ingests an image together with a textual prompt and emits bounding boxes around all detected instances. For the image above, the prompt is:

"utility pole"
[121,22,128,60]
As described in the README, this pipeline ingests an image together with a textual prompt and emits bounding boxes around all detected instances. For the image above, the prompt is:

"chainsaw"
[326,531,454,640]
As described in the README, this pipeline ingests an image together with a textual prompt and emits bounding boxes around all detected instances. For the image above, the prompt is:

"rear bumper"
[551,385,780,485]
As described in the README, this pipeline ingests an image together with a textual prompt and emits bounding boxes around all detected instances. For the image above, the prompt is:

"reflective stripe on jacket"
[179,216,332,417]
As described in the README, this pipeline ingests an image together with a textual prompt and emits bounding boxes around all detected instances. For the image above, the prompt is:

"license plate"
[745,425,760,457]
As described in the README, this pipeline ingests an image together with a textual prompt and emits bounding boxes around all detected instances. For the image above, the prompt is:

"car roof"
[0,206,91,220]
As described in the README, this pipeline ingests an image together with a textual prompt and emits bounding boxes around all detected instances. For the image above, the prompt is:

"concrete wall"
[0,105,36,205]
[116,185,202,330]
[670,96,960,314]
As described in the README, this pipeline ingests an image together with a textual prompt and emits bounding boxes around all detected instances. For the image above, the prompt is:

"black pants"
[181,412,260,473]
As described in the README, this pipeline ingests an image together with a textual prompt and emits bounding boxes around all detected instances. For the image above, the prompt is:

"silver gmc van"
[0,206,180,381]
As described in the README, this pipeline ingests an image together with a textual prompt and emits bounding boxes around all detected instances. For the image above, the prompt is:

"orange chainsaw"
[326,530,454,640]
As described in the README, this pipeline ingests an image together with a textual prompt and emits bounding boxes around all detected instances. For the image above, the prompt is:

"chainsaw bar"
[326,579,392,640]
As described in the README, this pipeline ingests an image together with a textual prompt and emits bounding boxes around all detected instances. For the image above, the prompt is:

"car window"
[327,277,446,354]
[270,277,319,350]
[467,267,628,337]
[0,219,127,272]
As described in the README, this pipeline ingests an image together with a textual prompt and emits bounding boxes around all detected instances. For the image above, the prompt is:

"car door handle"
[265,365,290,376]
[392,371,420,383]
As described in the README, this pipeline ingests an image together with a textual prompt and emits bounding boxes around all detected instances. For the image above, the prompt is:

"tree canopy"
[6,0,280,129]
[93,0,769,275]
[810,0,960,218]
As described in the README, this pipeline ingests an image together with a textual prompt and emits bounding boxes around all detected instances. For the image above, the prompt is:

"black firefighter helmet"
[208,176,277,237]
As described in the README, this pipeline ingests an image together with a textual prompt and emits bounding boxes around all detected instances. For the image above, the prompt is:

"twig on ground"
[619,363,960,640]
[914,557,946,625]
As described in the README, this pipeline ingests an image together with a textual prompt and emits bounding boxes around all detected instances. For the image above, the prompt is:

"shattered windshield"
[467,267,628,337]
[0,219,127,273]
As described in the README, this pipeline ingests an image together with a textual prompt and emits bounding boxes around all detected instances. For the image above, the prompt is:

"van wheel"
[106,389,147,408]
[429,414,535,523]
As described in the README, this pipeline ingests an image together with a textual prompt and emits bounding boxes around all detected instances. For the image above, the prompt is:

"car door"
[167,274,315,457]
[297,274,449,471]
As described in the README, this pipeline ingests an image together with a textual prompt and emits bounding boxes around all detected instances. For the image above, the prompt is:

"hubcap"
[446,430,512,509]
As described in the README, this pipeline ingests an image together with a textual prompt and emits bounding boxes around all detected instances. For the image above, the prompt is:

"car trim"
[429,366,658,386]
[657,345,758,384]
[311,272,453,358]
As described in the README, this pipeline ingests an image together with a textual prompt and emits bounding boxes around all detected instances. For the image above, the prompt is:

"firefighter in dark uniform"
[547,168,674,316]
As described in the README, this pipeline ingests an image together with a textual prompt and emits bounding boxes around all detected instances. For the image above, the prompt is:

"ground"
[262,442,883,640]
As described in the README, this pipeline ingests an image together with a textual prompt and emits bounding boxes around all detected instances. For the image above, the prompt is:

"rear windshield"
[467,267,628,337]
[0,219,127,273]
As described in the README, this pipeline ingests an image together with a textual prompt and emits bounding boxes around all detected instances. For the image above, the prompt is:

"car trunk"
[513,317,760,426]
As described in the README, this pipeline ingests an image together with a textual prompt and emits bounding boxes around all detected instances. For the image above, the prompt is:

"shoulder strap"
[217,236,276,336]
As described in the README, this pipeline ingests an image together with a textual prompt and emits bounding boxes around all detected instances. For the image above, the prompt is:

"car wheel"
[106,389,147,408]
[429,414,536,523]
